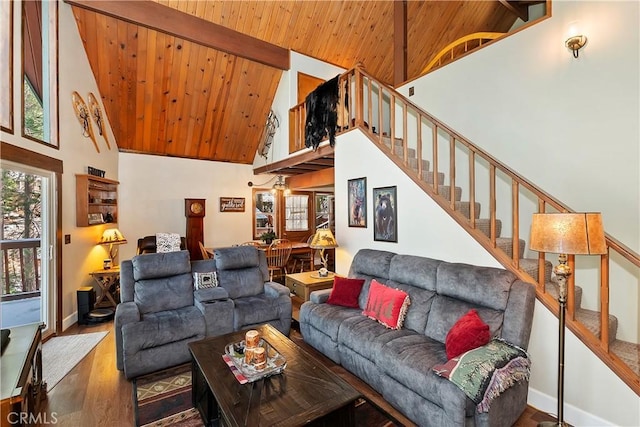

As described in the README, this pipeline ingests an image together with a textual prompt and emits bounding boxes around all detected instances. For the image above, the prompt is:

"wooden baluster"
[19,248,26,291]
[448,135,455,209]
[468,149,476,228]
[355,69,363,128]
[489,164,496,244]
[402,106,408,163]
[33,246,40,291]
[432,125,438,191]
[416,114,423,179]
[511,180,520,268]
[600,252,610,350]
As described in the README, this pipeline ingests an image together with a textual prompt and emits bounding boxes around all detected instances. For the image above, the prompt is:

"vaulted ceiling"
[68,0,538,166]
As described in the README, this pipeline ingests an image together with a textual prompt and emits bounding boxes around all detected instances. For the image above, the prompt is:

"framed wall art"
[348,177,367,227]
[373,186,397,242]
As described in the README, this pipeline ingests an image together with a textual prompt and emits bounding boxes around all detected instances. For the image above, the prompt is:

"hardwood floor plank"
[42,320,551,426]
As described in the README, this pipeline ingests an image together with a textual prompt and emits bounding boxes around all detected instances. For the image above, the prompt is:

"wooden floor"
[42,320,556,426]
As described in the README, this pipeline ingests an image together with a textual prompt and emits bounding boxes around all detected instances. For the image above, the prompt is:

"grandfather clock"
[185,198,205,260]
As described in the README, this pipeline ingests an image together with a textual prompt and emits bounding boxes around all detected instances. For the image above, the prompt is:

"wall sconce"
[566,34,587,58]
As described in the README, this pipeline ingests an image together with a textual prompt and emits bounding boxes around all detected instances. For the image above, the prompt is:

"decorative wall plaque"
[219,197,245,212]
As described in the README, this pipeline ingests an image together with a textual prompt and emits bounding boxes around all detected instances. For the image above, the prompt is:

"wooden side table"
[285,271,335,321]
[89,268,120,307]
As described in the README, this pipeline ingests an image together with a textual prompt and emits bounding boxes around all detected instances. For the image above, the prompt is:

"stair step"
[519,258,553,284]
[455,201,481,220]
[475,218,502,239]
[382,136,405,147]
[408,157,430,172]
[421,172,445,185]
[576,308,618,346]
[383,139,417,159]
[545,281,583,311]
[610,339,640,376]
[437,185,462,201]
[496,237,526,259]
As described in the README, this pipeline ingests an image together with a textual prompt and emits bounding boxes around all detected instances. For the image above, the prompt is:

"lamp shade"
[309,228,338,249]
[529,213,606,255]
[99,228,127,245]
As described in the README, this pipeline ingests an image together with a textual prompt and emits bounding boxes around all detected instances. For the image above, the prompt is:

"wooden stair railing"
[289,66,640,395]
[421,32,506,74]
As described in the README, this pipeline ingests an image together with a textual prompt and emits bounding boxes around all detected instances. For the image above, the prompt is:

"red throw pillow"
[327,276,365,308]
[445,309,491,359]
[362,279,410,330]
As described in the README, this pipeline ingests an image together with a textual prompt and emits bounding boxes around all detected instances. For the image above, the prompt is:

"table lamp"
[529,212,606,427]
[309,228,338,273]
[99,227,127,267]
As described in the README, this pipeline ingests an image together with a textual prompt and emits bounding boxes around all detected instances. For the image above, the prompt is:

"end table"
[89,267,120,307]
[285,271,335,321]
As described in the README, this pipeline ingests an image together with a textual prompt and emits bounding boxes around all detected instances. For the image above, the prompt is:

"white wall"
[2,0,120,329]
[254,51,345,167]
[118,153,266,261]
[399,1,639,253]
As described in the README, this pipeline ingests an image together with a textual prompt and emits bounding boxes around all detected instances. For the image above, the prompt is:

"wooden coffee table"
[188,324,361,427]
[285,271,335,321]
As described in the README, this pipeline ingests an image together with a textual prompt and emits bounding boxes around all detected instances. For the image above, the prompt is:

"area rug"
[133,364,398,427]
[42,330,109,391]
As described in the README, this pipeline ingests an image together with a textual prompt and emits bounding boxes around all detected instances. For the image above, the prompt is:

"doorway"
[1,160,56,335]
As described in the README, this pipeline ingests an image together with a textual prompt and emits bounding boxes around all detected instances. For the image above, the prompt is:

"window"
[285,194,309,232]
[21,0,58,147]
[253,189,276,240]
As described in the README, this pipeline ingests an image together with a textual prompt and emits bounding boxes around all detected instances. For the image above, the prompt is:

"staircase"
[289,66,640,396]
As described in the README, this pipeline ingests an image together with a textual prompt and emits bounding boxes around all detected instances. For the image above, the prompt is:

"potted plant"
[260,230,277,245]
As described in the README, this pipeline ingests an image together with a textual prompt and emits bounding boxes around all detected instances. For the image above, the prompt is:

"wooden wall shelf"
[76,174,119,227]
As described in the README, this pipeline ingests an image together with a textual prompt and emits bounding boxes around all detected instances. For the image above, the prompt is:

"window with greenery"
[21,0,58,147]
[1,168,42,296]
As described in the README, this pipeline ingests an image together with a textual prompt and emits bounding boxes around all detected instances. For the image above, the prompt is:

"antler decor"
[71,91,99,153]
[88,92,110,150]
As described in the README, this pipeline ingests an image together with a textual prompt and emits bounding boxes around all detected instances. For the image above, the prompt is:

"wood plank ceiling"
[69,1,525,166]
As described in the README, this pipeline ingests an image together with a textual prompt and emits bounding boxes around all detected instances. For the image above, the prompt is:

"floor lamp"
[529,212,606,427]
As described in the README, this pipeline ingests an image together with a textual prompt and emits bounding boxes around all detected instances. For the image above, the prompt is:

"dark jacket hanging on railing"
[305,75,340,150]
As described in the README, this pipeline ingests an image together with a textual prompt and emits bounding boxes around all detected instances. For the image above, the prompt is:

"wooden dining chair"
[198,241,212,259]
[265,239,292,282]
[291,234,315,273]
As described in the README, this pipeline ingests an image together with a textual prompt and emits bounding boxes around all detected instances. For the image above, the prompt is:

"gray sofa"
[115,247,291,379]
[299,249,536,427]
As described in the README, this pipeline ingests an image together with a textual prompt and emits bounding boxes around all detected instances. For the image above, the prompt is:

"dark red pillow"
[445,309,491,359]
[327,276,365,308]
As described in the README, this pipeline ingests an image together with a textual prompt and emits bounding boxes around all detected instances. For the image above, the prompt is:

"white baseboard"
[62,311,78,332]
[528,387,614,426]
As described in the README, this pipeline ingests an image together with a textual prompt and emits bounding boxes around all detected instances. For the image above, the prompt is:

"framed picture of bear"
[348,177,367,227]
[373,186,397,242]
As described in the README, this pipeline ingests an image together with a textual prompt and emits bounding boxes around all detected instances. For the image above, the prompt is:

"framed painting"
[373,186,397,242]
[348,177,367,227]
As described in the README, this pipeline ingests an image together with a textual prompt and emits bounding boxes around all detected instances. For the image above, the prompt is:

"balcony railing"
[290,65,640,395]
[1,238,41,301]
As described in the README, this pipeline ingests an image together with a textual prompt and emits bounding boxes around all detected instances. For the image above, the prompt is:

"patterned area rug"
[133,364,201,427]
[133,364,396,427]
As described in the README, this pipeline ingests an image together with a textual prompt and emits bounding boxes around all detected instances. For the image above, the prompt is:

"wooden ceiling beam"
[253,144,335,175]
[288,168,335,189]
[393,0,407,86]
[65,0,290,70]
[498,0,529,22]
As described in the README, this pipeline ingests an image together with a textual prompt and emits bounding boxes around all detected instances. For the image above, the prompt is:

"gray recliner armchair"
[214,246,292,336]
[115,250,233,379]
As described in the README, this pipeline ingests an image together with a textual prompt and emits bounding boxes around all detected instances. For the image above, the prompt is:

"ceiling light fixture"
[271,175,290,195]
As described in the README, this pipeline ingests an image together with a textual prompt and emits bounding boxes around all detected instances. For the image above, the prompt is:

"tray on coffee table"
[224,338,287,383]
